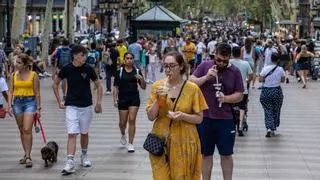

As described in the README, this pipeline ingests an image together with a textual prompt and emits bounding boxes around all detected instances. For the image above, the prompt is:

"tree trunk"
[64,0,77,43]
[41,0,54,62]
[119,8,128,39]
[11,0,27,46]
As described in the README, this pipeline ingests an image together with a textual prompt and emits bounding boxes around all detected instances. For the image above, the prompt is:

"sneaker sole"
[128,150,135,153]
[61,169,75,175]
[82,164,92,168]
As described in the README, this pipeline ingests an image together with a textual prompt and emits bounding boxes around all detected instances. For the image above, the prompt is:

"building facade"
[0,0,95,41]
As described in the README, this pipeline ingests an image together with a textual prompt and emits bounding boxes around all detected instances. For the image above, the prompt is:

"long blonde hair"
[300,45,312,57]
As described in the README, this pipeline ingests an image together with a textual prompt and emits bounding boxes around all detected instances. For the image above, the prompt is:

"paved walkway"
[0,76,320,180]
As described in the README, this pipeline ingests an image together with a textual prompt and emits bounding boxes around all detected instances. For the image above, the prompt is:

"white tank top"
[243,48,254,68]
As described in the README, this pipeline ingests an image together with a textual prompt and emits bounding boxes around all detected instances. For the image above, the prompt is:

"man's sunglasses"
[215,58,229,65]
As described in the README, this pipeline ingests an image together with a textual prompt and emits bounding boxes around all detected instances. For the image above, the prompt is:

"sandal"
[19,155,26,164]
[25,157,32,168]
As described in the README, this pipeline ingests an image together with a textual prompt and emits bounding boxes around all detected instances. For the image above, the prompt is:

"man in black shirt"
[53,45,103,175]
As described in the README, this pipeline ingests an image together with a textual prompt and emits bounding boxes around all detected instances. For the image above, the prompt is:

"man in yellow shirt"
[182,37,197,74]
[116,39,127,66]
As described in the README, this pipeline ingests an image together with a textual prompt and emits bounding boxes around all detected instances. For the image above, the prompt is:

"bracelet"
[37,107,42,110]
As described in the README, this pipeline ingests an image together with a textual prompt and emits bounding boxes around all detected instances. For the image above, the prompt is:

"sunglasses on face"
[215,57,229,65]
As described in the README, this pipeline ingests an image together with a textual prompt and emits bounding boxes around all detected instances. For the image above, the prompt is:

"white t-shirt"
[260,65,285,87]
[0,77,8,105]
[207,40,217,55]
[264,47,277,67]
[148,54,157,63]
[196,42,206,54]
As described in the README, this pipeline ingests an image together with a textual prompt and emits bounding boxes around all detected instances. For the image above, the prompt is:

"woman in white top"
[259,52,285,138]
[241,37,255,69]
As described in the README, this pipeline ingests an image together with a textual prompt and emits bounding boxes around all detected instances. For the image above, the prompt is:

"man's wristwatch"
[37,107,42,111]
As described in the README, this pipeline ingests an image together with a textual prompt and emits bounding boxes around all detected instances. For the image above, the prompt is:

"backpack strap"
[119,67,123,79]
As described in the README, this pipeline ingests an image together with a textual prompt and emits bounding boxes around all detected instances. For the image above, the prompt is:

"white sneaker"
[81,154,92,167]
[127,144,135,153]
[43,72,52,77]
[106,91,111,95]
[61,159,75,175]
[38,73,45,77]
[120,135,127,145]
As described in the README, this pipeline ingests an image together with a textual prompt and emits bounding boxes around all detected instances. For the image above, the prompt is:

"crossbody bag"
[261,64,279,83]
[143,80,187,157]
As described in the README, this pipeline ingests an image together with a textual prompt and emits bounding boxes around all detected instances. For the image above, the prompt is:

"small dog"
[41,141,59,167]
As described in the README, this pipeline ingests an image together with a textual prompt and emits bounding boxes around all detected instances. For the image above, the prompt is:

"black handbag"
[143,80,186,156]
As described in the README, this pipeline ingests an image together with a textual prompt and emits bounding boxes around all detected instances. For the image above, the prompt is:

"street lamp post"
[122,0,138,43]
[4,0,13,56]
[100,0,121,35]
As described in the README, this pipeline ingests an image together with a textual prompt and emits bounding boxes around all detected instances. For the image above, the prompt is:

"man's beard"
[216,64,228,71]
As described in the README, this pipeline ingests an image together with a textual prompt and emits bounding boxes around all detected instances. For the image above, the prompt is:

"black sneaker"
[238,130,244,137]
[265,131,271,138]
[286,78,289,84]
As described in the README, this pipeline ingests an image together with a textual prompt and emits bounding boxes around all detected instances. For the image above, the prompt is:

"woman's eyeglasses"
[163,63,179,70]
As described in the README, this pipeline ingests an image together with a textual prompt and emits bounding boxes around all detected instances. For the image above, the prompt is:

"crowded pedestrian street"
[0,74,319,180]
[2,0,320,179]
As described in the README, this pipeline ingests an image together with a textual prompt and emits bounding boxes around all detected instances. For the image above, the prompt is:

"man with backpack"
[52,39,72,101]
[86,42,100,76]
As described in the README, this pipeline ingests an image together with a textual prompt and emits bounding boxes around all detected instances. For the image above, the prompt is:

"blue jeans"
[105,65,115,92]
[12,96,37,116]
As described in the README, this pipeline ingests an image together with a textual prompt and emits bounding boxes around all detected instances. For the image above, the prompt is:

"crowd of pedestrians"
[0,24,318,179]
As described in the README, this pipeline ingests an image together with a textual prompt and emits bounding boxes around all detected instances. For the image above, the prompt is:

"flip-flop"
[19,155,26,164]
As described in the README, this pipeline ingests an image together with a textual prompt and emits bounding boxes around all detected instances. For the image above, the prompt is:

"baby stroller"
[311,57,320,80]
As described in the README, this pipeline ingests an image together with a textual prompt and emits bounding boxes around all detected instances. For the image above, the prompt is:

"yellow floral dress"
[146,79,208,180]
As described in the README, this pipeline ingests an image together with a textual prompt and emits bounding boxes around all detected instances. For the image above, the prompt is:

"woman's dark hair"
[18,53,33,69]
[271,52,280,63]
[124,52,135,60]
[244,37,252,53]
[164,52,189,75]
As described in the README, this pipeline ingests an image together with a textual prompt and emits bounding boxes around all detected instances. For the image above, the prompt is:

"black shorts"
[118,97,140,110]
[235,94,248,110]
[188,59,195,67]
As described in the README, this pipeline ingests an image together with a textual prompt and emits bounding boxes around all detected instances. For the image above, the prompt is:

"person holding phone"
[113,52,146,153]
[53,45,103,175]
[146,52,208,180]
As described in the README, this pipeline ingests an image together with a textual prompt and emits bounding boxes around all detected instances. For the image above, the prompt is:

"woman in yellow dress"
[146,52,208,180]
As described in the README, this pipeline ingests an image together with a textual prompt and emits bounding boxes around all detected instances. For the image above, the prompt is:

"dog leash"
[34,113,47,144]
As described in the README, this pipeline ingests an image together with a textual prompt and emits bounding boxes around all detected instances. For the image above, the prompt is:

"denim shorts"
[197,117,236,156]
[12,96,37,116]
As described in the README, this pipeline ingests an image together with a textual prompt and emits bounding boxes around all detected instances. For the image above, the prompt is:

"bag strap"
[168,80,187,128]
[264,64,279,79]
[172,80,187,112]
